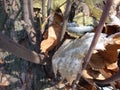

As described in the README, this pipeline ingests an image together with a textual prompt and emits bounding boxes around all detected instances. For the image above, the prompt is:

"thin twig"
[43,0,52,32]
[82,0,113,75]
[94,49,120,87]
[42,0,46,23]
[60,0,73,42]
[3,0,8,14]
[72,0,113,89]
[28,0,34,25]
[47,0,51,26]
[23,0,37,45]
[58,1,67,8]
[47,0,51,17]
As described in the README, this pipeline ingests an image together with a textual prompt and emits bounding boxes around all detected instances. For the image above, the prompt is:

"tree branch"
[0,33,41,64]
[60,0,73,42]
[47,0,51,17]
[22,0,37,45]
[82,0,113,71]
[72,0,113,89]
[42,0,46,23]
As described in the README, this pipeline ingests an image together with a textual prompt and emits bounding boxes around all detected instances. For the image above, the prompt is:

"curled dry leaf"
[40,11,63,55]
[82,65,105,80]
[88,33,120,84]
[90,43,120,70]
[98,33,120,69]
[90,33,120,70]
[52,33,111,84]
[89,33,120,88]
[90,52,106,69]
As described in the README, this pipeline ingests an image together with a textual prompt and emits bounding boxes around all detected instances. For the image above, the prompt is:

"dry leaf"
[103,25,120,36]
[94,44,120,68]
[90,53,105,69]
[99,43,120,65]
[88,33,120,84]
[78,77,97,90]
[89,33,120,88]
[40,37,57,55]
[52,33,110,84]
[52,31,120,87]
[94,25,120,36]
[40,12,63,55]
[112,33,120,44]
[89,32,120,71]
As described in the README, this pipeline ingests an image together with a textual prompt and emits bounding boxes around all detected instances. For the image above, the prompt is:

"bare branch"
[82,0,113,74]
[47,0,51,17]
[22,0,37,45]
[28,0,34,24]
[0,33,41,64]
[44,0,51,31]
[72,0,113,89]
[58,0,73,45]
[42,0,46,23]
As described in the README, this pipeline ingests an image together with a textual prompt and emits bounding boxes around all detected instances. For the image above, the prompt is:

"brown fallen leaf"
[40,37,57,56]
[94,25,120,36]
[89,32,120,70]
[89,33,120,88]
[88,34,120,84]
[98,33,120,67]
[112,33,120,44]
[103,25,120,36]
[40,10,63,56]
[90,52,106,69]
[98,44,120,66]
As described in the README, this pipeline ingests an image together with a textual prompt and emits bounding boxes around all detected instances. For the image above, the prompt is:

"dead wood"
[0,32,42,64]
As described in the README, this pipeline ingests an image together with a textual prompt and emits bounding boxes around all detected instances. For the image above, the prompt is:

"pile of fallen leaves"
[39,2,120,90]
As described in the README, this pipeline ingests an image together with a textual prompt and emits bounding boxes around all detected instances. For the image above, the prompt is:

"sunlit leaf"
[40,12,63,55]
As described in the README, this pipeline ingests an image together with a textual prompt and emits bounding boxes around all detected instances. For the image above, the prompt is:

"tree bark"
[42,0,46,23]
[23,0,37,45]
[60,0,73,42]
[72,0,113,89]
[0,33,41,64]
